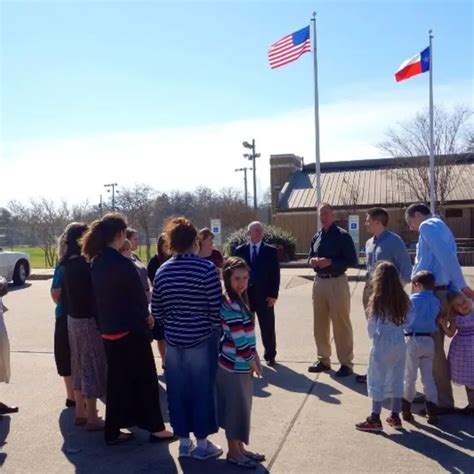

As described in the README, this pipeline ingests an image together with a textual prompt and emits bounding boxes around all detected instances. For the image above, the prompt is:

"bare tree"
[116,185,157,261]
[378,105,473,211]
[341,178,360,215]
[7,199,70,267]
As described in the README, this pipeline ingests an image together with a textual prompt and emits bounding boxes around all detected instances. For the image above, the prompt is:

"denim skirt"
[165,330,220,438]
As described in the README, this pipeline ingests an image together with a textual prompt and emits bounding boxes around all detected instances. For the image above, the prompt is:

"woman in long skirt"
[82,213,174,445]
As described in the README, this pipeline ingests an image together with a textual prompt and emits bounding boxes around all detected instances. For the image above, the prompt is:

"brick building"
[270,153,474,256]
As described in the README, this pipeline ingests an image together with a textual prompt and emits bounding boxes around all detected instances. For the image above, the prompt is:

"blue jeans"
[165,330,220,438]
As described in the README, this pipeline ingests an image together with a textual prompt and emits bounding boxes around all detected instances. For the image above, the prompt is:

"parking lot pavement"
[1,273,472,473]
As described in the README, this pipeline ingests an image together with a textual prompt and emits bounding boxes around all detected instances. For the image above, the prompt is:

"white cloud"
[1,79,472,206]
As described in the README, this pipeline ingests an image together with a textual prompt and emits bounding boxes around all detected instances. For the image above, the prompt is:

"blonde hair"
[119,239,132,253]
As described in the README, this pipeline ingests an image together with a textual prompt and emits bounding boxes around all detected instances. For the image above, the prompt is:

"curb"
[29,273,53,281]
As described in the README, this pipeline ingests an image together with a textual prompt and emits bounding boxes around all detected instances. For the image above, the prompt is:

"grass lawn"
[12,245,153,269]
[12,246,49,269]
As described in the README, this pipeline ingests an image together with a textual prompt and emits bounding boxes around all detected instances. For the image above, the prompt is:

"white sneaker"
[178,441,195,458]
[192,441,223,460]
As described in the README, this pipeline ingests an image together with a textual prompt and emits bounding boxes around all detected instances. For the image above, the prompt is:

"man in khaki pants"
[307,204,358,377]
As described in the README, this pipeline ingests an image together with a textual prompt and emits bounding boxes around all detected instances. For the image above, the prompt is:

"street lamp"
[242,139,260,210]
[104,183,118,211]
[235,167,253,207]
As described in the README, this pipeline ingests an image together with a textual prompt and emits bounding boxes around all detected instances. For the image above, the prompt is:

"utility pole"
[104,183,118,211]
[99,194,103,217]
[234,167,252,207]
[242,139,260,210]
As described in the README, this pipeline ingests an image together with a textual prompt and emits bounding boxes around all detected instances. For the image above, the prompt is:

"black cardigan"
[91,247,149,335]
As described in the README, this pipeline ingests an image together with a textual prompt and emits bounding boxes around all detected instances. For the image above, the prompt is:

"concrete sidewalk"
[1,273,473,473]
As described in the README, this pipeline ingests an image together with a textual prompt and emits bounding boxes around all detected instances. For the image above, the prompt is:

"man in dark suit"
[235,221,280,367]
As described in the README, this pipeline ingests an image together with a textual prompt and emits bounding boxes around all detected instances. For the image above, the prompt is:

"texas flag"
[395,46,430,82]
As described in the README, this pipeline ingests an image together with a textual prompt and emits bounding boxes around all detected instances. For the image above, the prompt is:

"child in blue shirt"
[402,271,440,425]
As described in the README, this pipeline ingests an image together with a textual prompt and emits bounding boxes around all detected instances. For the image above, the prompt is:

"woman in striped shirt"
[217,257,265,469]
[151,217,223,461]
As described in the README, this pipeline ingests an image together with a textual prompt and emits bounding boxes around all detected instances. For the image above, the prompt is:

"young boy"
[402,271,440,425]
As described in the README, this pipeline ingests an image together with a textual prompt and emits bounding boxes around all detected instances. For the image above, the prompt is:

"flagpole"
[429,29,435,214]
[311,12,322,229]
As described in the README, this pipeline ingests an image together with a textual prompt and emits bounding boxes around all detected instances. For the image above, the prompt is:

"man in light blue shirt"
[356,207,412,383]
[364,207,412,305]
[405,203,474,413]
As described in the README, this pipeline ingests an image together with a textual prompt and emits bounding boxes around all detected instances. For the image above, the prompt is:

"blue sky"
[1,0,473,203]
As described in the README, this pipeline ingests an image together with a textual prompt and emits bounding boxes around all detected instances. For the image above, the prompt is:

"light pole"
[242,139,260,210]
[235,167,252,207]
[99,194,103,217]
[104,183,118,211]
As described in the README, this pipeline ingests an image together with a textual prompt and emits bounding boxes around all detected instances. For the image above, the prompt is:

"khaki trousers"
[312,274,353,368]
[433,288,455,408]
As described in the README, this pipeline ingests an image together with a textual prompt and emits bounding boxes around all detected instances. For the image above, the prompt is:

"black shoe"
[425,401,439,425]
[413,394,425,404]
[0,402,19,415]
[335,365,353,378]
[308,362,331,373]
[65,399,76,408]
[106,431,135,446]
[355,374,367,384]
[266,359,276,367]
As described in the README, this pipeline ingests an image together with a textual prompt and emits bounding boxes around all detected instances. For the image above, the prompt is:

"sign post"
[348,214,360,262]
[210,219,222,247]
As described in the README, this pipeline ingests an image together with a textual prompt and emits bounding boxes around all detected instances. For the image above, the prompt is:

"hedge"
[225,225,296,261]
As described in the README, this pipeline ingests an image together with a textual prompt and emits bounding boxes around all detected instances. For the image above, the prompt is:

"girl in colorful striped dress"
[440,293,474,415]
[217,257,265,469]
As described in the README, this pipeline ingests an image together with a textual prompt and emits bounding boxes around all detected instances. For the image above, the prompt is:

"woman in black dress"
[82,213,174,445]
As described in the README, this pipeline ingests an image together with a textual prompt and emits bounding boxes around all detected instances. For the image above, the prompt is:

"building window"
[445,208,463,218]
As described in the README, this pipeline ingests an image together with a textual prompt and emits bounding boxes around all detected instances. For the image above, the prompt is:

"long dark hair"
[222,256,251,313]
[82,213,127,261]
[369,261,410,326]
[59,222,89,265]
[156,233,169,260]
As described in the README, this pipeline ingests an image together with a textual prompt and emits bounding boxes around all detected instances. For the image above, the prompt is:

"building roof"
[277,154,474,210]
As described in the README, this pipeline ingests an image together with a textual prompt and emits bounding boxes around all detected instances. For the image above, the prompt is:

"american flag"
[268,26,311,70]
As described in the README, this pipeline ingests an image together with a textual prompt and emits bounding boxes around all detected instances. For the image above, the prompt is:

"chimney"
[269,154,303,210]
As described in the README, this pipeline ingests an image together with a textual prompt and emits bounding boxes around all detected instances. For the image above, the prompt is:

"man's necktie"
[251,245,257,267]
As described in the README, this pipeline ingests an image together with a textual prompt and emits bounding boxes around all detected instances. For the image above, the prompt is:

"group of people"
[46,215,276,468]
[305,203,473,432]
[1,200,473,457]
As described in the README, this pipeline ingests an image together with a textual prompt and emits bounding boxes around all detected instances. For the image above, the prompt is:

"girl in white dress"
[355,261,410,432]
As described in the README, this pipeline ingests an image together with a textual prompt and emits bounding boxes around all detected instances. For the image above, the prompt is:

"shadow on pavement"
[58,402,178,474]
[383,426,473,473]
[0,415,10,466]
[411,415,474,449]
[6,283,32,293]
[179,457,268,474]
[329,371,368,397]
[254,363,342,404]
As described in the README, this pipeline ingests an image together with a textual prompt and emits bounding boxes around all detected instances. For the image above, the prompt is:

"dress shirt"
[405,290,440,334]
[250,241,262,256]
[366,230,412,283]
[308,224,358,275]
[412,216,466,290]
